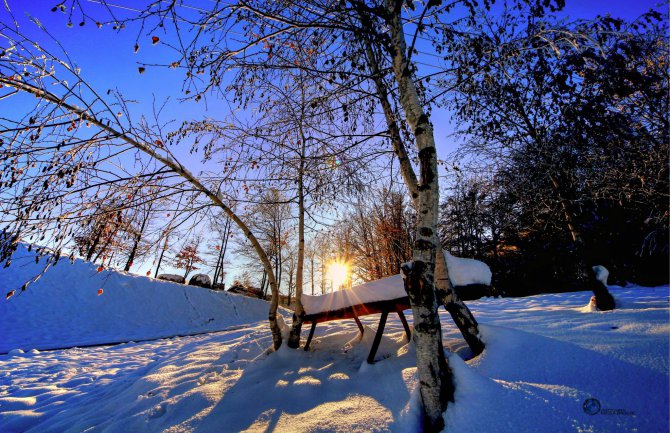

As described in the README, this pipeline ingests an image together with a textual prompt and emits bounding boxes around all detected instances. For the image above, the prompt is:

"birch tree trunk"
[288,124,307,348]
[361,36,485,357]
[385,2,453,429]
[434,251,484,355]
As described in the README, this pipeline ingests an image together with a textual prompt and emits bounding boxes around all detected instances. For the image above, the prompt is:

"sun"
[326,260,350,291]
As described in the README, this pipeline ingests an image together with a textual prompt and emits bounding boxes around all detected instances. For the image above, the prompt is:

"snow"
[302,252,491,315]
[581,295,599,312]
[0,244,269,353]
[1,245,668,433]
[444,251,492,286]
[592,265,609,286]
[301,274,407,315]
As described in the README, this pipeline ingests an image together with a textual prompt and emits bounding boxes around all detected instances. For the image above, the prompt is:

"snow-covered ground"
[0,245,268,353]
[1,249,668,432]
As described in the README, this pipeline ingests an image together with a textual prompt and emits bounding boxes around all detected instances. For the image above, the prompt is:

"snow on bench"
[301,251,491,316]
[302,274,406,316]
[301,252,492,363]
[301,275,411,363]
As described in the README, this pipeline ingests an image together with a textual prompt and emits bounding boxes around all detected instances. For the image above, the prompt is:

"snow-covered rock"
[156,273,186,284]
[188,273,212,288]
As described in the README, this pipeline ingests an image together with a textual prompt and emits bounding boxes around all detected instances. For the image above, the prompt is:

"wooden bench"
[301,274,411,364]
[301,254,492,363]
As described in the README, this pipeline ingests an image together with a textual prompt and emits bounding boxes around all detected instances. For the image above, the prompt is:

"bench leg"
[397,310,411,341]
[353,315,365,337]
[304,322,317,351]
[367,309,389,364]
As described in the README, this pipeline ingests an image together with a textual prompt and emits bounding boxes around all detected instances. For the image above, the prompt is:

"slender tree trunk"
[213,252,222,285]
[213,218,230,285]
[220,218,231,282]
[310,255,315,295]
[124,213,149,272]
[384,3,453,429]
[260,269,267,298]
[361,34,484,357]
[276,223,283,298]
[549,174,582,244]
[124,231,142,272]
[321,260,326,294]
[288,125,307,348]
[93,224,120,264]
[154,195,182,278]
[86,228,101,262]
[155,235,168,278]
[213,244,222,285]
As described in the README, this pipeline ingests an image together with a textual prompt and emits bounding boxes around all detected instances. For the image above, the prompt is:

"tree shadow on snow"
[193,318,417,433]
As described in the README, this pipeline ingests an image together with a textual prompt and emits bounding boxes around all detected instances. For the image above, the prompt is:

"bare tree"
[209,214,232,287]
[174,238,205,280]
[0,24,285,349]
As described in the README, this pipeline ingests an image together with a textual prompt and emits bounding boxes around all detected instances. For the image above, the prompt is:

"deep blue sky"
[4,0,662,138]
[3,0,663,155]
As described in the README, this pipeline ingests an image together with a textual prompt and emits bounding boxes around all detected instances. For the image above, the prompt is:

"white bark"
[384,2,453,430]
[362,37,484,356]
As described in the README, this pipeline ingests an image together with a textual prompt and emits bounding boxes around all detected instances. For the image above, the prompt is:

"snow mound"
[444,251,492,286]
[0,244,269,353]
[592,265,609,286]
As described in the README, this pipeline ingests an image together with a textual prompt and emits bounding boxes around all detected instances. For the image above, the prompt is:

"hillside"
[0,245,269,353]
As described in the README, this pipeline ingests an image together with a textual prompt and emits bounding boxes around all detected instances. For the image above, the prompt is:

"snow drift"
[0,244,268,353]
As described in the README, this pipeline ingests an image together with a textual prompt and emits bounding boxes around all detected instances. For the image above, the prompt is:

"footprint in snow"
[148,402,167,419]
[198,372,219,385]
